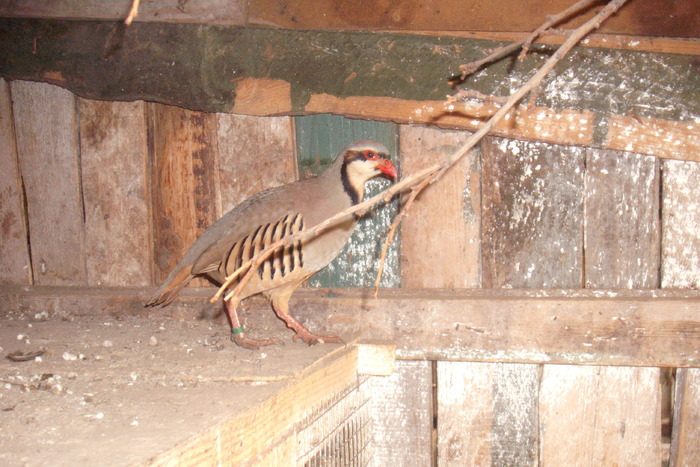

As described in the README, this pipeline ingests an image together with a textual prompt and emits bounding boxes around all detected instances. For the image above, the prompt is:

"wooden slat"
[366,360,433,466]
[79,98,151,286]
[606,116,700,162]
[3,286,700,367]
[216,113,296,213]
[149,103,220,285]
[399,125,480,288]
[584,149,660,288]
[481,137,585,288]
[539,365,662,465]
[248,0,699,38]
[11,80,85,285]
[662,161,700,288]
[0,0,246,24]
[294,114,400,288]
[0,78,32,284]
[671,368,700,466]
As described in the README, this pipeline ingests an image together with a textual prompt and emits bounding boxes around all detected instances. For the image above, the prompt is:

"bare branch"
[212,0,629,307]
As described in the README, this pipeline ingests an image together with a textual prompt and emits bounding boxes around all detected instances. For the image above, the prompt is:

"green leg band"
[231,326,245,335]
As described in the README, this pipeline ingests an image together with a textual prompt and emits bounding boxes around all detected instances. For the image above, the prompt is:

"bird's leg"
[224,299,282,350]
[271,294,343,345]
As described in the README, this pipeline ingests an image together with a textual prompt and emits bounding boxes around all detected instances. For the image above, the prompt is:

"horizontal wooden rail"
[2,285,699,367]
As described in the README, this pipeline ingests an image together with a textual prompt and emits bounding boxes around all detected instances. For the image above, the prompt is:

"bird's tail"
[145,265,194,307]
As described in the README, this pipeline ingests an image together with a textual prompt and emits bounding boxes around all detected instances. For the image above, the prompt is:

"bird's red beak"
[376,159,398,179]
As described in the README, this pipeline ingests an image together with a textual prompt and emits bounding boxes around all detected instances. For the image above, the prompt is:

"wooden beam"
[2,286,700,367]
[1,19,697,162]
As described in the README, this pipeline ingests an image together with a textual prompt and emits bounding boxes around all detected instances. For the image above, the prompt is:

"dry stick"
[213,0,629,306]
[459,0,601,77]
[125,0,141,25]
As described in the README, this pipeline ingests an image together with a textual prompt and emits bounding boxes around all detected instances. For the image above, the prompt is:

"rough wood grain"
[366,360,433,466]
[0,0,246,24]
[606,116,700,162]
[584,149,660,288]
[79,98,151,286]
[662,161,700,288]
[216,113,296,213]
[248,0,699,38]
[149,103,220,285]
[0,78,32,285]
[437,362,539,466]
[11,81,85,285]
[671,368,700,466]
[481,137,585,288]
[399,125,480,288]
[540,365,662,465]
[3,286,700,367]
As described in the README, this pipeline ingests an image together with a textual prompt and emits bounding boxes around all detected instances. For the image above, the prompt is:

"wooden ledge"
[2,285,699,368]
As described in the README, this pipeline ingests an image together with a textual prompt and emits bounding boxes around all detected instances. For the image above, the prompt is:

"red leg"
[270,293,342,345]
[224,299,281,350]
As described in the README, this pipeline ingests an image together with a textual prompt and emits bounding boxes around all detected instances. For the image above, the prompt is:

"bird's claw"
[231,332,283,350]
[292,331,343,346]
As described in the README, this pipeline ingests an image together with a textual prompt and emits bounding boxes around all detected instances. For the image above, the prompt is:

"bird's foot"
[292,329,343,346]
[231,332,283,350]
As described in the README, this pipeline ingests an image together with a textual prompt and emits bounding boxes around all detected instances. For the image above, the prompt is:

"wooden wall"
[1,78,699,465]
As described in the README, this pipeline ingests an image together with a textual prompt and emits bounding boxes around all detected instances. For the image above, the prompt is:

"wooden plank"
[366,360,433,466]
[295,114,400,288]
[79,98,151,286]
[0,0,246,24]
[0,78,32,285]
[662,161,700,288]
[399,125,480,288]
[11,80,85,285]
[2,19,698,163]
[606,116,700,162]
[481,137,585,288]
[6,286,698,367]
[216,113,296,213]
[670,368,700,466]
[248,0,699,38]
[540,365,661,465]
[149,103,220,285]
[584,149,660,288]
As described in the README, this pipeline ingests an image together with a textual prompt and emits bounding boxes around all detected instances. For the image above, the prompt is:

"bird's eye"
[365,151,378,160]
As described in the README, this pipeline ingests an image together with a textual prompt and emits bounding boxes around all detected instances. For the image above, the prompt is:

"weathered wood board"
[0,0,246,25]
[148,103,220,285]
[539,365,662,465]
[248,0,699,38]
[437,362,539,466]
[0,78,32,284]
[79,98,151,286]
[10,80,85,285]
[295,114,400,288]
[481,137,585,288]
[584,149,660,288]
[671,368,700,466]
[1,20,698,161]
[216,113,297,213]
[366,361,433,466]
[662,160,700,288]
[399,125,480,288]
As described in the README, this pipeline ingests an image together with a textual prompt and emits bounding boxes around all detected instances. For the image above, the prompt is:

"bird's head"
[338,140,398,204]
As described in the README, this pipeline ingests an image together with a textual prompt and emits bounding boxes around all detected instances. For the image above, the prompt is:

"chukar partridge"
[146,140,397,349]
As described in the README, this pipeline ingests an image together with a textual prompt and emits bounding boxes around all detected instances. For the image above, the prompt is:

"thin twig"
[212,0,629,307]
[373,171,440,298]
[125,0,141,25]
[459,0,601,78]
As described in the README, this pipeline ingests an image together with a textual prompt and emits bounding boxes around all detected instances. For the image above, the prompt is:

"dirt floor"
[0,305,340,466]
